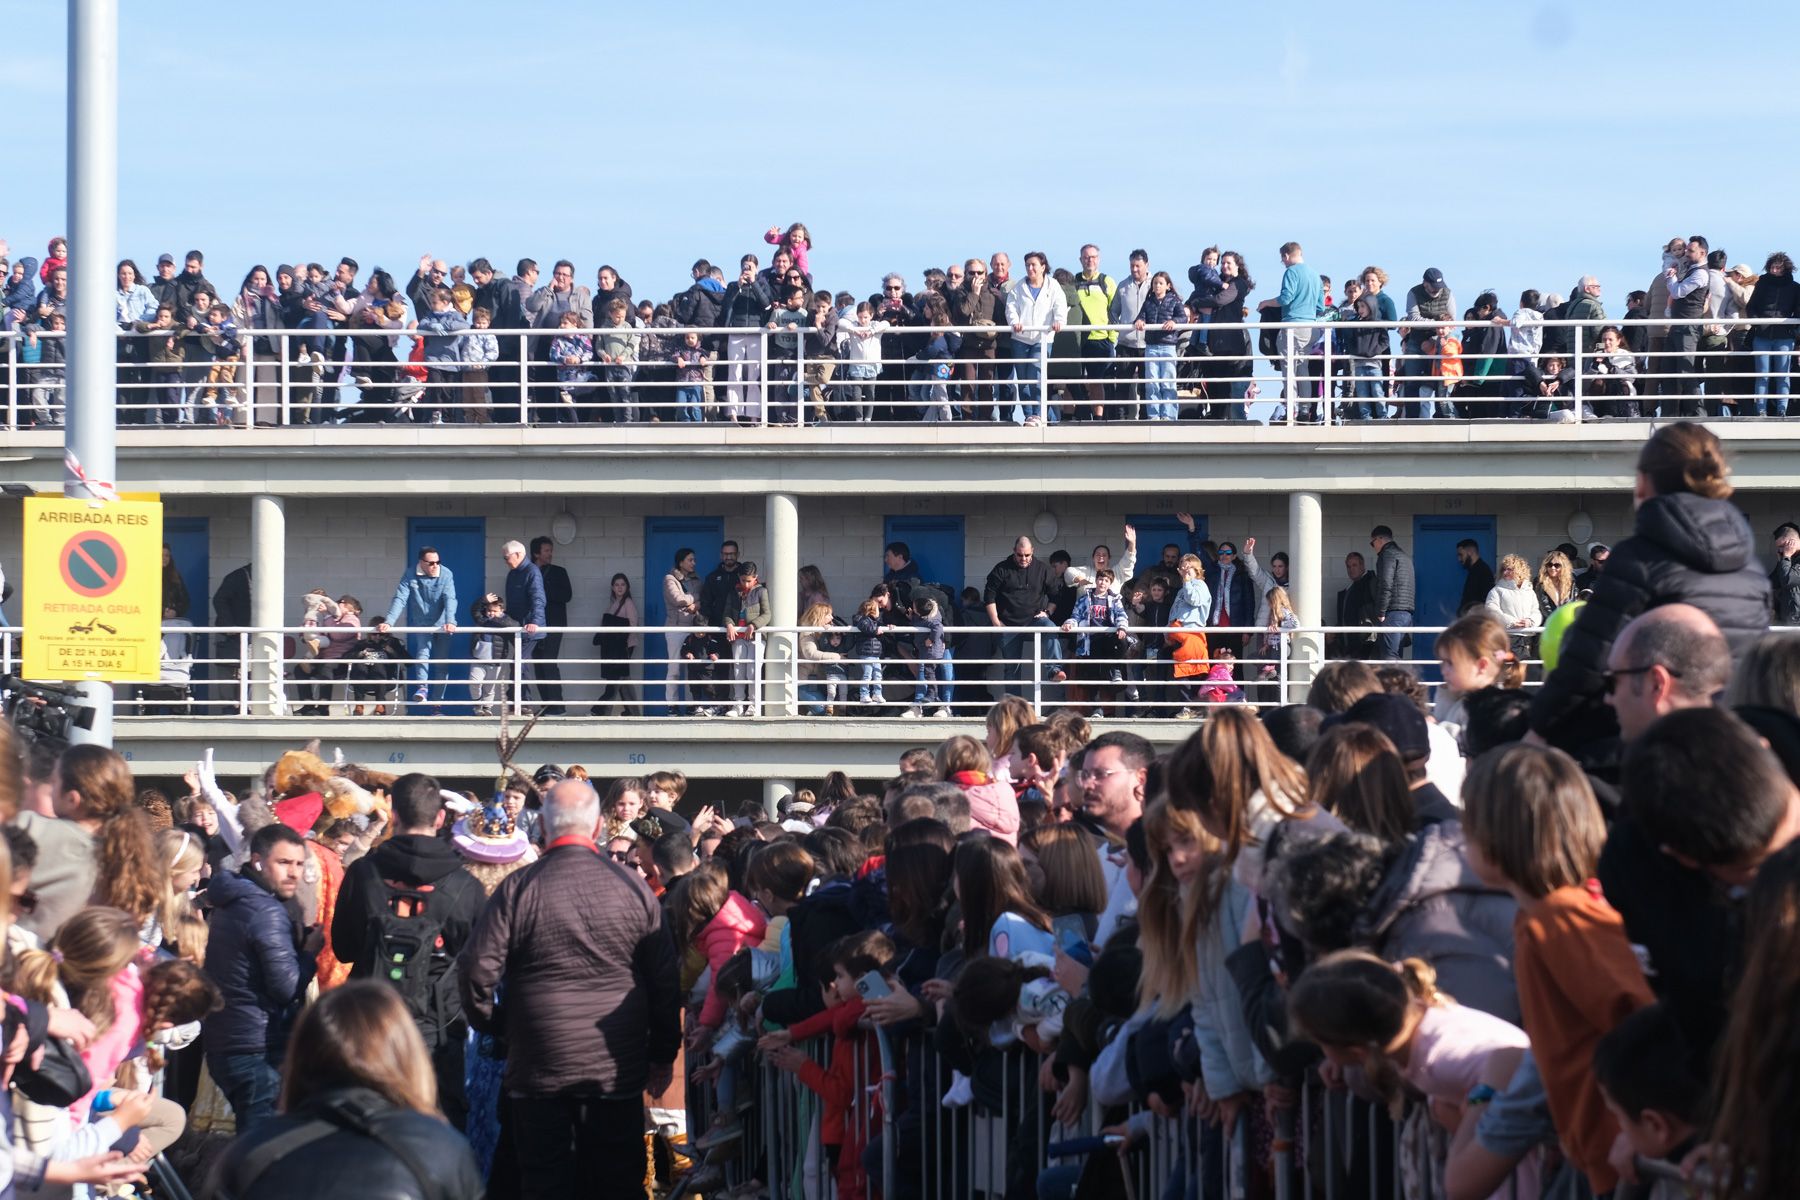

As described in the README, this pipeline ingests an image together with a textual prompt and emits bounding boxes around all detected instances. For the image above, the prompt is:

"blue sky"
[6,1,1800,314]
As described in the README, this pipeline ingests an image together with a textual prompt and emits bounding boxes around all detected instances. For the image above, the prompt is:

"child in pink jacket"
[934,735,1021,844]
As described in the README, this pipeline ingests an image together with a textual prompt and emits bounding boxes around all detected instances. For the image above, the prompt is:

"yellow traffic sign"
[22,498,164,682]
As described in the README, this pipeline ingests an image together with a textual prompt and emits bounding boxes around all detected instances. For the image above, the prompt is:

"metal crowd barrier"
[686,1029,1545,1200]
[0,621,1550,721]
[3,315,1796,429]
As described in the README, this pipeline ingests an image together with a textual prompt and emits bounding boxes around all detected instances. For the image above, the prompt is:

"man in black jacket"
[1369,525,1416,660]
[333,773,486,1129]
[1772,523,1800,624]
[698,539,745,627]
[1334,552,1377,660]
[983,535,1055,697]
[212,562,252,708]
[1456,539,1495,615]
[530,536,573,715]
[203,823,314,1133]
[460,780,679,1199]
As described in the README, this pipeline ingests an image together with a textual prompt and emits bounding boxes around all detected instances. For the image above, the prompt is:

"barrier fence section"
[1,315,1792,428]
[684,1030,1547,1200]
[0,623,1552,721]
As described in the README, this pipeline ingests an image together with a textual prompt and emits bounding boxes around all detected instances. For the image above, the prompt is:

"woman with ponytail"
[1529,421,1773,746]
[1433,611,1524,730]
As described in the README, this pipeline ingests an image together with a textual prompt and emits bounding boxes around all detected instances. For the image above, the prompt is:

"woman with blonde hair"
[797,600,846,716]
[209,981,482,1198]
[1483,554,1540,647]
[1534,549,1576,621]
[156,827,209,963]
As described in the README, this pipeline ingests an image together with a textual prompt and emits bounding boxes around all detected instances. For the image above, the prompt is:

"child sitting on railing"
[758,930,895,1200]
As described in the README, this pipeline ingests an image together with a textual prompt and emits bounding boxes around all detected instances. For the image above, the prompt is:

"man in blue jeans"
[377,545,459,712]
[202,824,315,1133]
[1369,525,1416,660]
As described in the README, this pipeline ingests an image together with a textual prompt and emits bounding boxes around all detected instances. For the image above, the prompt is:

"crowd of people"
[6,228,1799,427]
[0,420,1792,1200]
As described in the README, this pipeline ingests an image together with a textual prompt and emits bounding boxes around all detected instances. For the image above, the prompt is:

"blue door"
[645,516,724,713]
[406,517,485,706]
[164,517,211,695]
[1127,514,1206,579]
[882,516,965,595]
[1410,515,1497,667]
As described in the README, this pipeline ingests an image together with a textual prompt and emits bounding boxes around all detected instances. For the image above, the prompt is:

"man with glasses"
[1072,244,1118,420]
[1077,731,1151,947]
[1368,525,1415,660]
[1602,605,1729,743]
[949,257,1002,419]
[378,546,459,714]
[1005,252,1069,424]
[525,259,593,414]
[1110,250,1153,420]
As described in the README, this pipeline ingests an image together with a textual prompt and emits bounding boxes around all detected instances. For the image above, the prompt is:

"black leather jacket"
[205,1086,482,1200]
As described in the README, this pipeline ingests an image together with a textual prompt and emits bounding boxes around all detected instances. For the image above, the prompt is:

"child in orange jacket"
[759,930,894,1200]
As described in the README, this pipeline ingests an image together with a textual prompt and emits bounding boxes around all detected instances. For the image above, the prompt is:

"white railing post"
[5,332,15,429]
[1572,324,1584,424]
[1030,628,1043,710]
[1037,335,1049,424]
[510,629,524,717]
[758,327,770,426]
[240,335,254,430]
[1284,327,1297,426]
[517,334,530,425]
[1277,634,1289,704]
[237,632,250,717]
[278,332,291,426]
[1321,327,1333,426]
[795,326,806,428]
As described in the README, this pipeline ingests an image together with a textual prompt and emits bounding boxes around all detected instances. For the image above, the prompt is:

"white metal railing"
[3,315,1797,429]
[0,621,1544,722]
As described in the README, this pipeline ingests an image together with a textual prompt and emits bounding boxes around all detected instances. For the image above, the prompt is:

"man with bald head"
[1603,603,1731,742]
[459,777,679,1196]
[407,253,452,312]
[984,534,1056,697]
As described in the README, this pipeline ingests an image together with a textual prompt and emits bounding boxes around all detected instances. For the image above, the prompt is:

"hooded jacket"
[673,276,725,328]
[330,833,487,1044]
[202,867,309,1058]
[1530,491,1773,742]
[4,258,40,315]
[1352,823,1520,1025]
[694,891,768,1028]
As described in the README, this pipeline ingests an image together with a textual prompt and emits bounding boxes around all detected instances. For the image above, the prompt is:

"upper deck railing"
[4,315,1791,431]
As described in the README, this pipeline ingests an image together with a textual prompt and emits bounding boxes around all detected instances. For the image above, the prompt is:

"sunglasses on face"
[607,849,635,863]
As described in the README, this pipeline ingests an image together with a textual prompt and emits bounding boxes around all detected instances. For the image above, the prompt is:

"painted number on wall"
[628,753,647,765]
[389,752,406,764]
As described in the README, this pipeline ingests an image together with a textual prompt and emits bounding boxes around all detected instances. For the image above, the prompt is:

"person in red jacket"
[758,930,895,1200]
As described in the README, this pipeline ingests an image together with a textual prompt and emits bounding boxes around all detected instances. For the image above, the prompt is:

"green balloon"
[1540,600,1585,674]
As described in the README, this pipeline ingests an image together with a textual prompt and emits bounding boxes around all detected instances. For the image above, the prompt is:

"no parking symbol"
[59,531,127,598]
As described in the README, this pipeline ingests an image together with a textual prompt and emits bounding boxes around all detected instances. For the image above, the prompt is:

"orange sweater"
[1512,882,1653,1194]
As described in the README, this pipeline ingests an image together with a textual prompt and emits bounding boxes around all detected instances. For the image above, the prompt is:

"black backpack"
[358,879,454,1032]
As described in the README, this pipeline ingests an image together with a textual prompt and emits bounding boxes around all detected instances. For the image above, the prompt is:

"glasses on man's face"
[422,559,441,568]
[969,269,986,276]
[1078,766,1127,784]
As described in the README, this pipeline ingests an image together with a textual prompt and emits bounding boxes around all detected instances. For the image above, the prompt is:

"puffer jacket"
[1352,822,1520,1025]
[202,868,308,1058]
[695,891,768,1028]
[207,1086,483,1200]
[1530,491,1772,742]
[948,770,1021,845]
[458,840,681,1097]
[1191,875,1274,1100]
[1373,542,1416,616]
[1772,555,1800,625]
